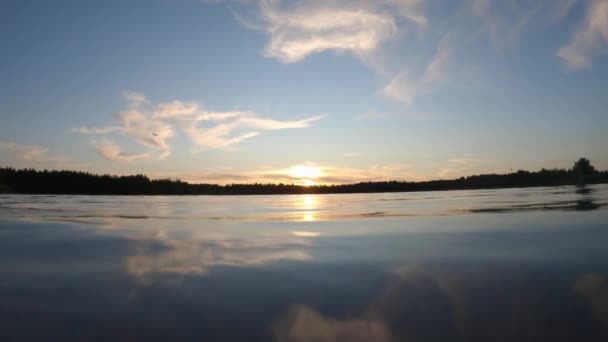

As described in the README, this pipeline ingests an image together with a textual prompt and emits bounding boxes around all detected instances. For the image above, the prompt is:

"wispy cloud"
[123,90,147,107]
[73,92,173,159]
[0,141,88,169]
[381,71,417,106]
[184,113,324,151]
[254,0,425,64]
[0,142,50,161]
[424,37,451,83]
[380,38,451,106]
[234,0,455,108]
[114,109,174,156]
[246,0,432,107]
[469,0,579,52]
[73,91,324,160]
[125,231,312,279]
[92,138,151,162]
[558,0,608,69]
[70,126,121,134]
[229,0,586,109]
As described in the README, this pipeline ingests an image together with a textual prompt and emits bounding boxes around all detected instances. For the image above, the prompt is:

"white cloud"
[259,1,393,63]
[73,92,174,159]
[114,109,174,153]
[183,113,324,150]
[227,0,588,110]
[184,123,261,150]
[254,0,426,64]
[154,100,201,118]
[235,0,449,107]
[73,91,324,158]
[92,138,151,162]
[558,0,608,69]
[238,114,324,130]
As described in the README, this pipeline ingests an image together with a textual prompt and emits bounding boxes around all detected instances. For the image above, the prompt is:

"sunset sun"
[288,165,322,185]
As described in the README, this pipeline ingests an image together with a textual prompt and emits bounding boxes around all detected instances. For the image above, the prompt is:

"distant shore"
[1,159,607,196]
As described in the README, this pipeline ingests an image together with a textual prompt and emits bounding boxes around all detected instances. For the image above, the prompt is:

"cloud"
[73,91,324,158]
[381,71,417,105]
[92,138,151,162]
[154,100,201,119]
[255,0,427,64]
[274,264,606,342]
[273,304,392,342]
[229,0,586,109]
[73,92,174,159]
[240,0,432,107]
[0,141,88,169]
[122,90,147,107]
[424,38,451,83]
[70,126,121,134]
[184,123,261,150]
[470,0,579,51]
[125,233,313,279]
[0,142,50,161]
[238,114,325,129]
[558,0,608,69]
[182,112,324,151]
[114,109,174,154]
[381,39,450,106]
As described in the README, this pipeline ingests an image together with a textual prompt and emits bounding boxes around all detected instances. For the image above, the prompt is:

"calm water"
[1,185,608,341]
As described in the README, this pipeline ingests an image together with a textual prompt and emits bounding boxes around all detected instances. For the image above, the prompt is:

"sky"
[1,0,607,185]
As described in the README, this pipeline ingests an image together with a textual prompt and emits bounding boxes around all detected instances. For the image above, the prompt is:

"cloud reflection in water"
[274,266,608,342]
[125,232,313,279]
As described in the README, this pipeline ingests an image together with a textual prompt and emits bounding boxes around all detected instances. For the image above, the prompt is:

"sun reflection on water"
[299,194,319,222]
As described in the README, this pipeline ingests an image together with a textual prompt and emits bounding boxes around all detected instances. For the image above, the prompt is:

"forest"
[0,158,606,195]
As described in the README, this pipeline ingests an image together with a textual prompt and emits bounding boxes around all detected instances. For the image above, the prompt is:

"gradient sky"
[1,0,607,185]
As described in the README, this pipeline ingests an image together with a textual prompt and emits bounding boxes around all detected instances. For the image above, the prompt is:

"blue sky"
[1,0,607,184]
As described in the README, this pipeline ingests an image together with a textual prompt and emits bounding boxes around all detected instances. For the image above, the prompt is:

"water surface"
[1,185,608,341]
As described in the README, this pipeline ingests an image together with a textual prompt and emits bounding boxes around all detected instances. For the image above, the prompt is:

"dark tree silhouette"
[0,158,606,195]
[572,158,596,177]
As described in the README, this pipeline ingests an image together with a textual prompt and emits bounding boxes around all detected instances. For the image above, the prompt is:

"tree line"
[0,158,606,195]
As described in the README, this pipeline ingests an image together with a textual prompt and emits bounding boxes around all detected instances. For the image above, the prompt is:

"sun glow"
[302,179,316,186]
[288,165,322,180]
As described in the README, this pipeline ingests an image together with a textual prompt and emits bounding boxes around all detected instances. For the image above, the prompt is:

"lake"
[1,184,608,341]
